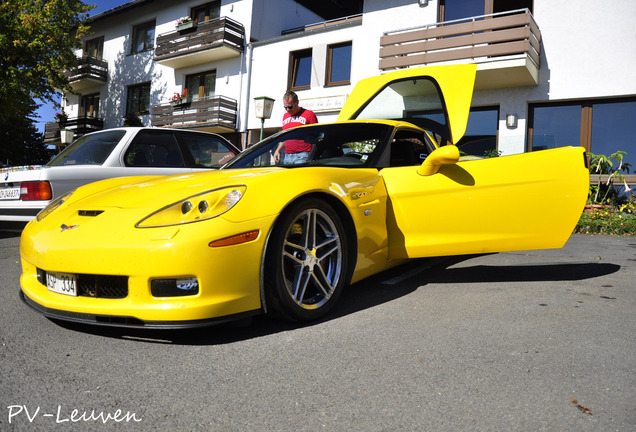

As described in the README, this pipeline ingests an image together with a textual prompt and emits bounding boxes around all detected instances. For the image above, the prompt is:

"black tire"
[264,198,349,322]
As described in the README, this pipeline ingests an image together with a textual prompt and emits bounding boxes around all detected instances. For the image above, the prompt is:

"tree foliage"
[0,0,94,164]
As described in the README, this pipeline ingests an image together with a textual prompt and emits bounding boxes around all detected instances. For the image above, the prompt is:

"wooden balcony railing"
[151,96,238,131]
[44,117,104,142]
[64,56,108,84]
[154,17,244,65]
[379,10,541,71]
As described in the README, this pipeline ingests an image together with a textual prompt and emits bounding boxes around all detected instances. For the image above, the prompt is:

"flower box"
[170,97,191,108]
[176,21,197,33]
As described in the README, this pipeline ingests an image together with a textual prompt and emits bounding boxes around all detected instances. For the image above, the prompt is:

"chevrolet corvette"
[19,65,589,327]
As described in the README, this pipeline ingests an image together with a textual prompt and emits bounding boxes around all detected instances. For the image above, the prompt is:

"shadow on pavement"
[46,254,621,345]
[0,222,26,238]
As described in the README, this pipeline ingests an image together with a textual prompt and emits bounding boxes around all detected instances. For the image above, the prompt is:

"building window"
[126,83,151,115]
[80,94,100,118]
[439,0,533,21]
[326,42,352,87]
[192,1,220,23]
[529,98,636,168]
[131,20,155,54]
[456,107,499,157]
[85,36,104,59]
[289,49,312,91]
[185,70,216,101]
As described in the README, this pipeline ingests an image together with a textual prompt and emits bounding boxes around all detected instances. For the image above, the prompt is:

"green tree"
[0,96,55,165]
[0,0,94,164]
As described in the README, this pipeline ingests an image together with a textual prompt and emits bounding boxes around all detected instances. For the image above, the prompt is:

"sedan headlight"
[136,186,246,228]
[36,191,74,221]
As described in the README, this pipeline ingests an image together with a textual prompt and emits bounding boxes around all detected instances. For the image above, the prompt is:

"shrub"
[575,209,636,236]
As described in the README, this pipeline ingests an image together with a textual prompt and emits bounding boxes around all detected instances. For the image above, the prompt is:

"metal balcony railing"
[150,96,238,131]
[154,17,244,64]
[379,9,541,71]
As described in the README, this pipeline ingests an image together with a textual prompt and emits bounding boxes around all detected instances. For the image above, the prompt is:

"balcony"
[379,10,541,90]
[154,17,245,69]
[151,96,238,133]
[44,117,105,144]
[64,57,108,91]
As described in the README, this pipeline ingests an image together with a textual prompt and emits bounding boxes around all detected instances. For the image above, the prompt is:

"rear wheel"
[265,199,348,322]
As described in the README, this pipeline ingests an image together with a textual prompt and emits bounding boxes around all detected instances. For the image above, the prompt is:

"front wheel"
[264,199,349,322]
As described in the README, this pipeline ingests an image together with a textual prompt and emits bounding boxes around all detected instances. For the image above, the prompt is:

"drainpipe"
[239,41,254,150]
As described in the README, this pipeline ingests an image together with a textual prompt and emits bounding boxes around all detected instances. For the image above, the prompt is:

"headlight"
[36,191,74,221]
[136,186,246,228]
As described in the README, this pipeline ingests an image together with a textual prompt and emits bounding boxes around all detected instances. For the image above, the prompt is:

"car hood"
[67,167,283,211]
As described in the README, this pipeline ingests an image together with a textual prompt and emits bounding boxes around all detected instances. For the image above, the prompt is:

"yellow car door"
[338,64,477,145]
[340,63,588,259]
[381,145,589,260]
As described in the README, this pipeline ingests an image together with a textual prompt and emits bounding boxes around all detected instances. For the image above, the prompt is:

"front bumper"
[20,213,276,327]
[20,290,260,329]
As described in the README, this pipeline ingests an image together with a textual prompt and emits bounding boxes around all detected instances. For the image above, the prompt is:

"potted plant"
[54,111,68,125]
[585,150,632,212]
[175,16,197,33]
[169,89,190,108]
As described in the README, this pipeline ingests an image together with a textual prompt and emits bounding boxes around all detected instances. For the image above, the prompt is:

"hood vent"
[78,210,104,217]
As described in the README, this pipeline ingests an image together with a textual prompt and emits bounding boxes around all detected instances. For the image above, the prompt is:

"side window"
[289,49,312,91]
[179,134,237,168]
[125,131,185,167]
[131,20,155,54]
[389,132,434,167]
[126,83,150,115]
[326,42,352,87]
[185,70,216,102]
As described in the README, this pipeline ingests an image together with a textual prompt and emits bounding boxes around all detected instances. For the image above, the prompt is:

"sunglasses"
[284,105,295,110]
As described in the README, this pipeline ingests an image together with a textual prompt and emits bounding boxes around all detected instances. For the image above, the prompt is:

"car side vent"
[78,210,104,217]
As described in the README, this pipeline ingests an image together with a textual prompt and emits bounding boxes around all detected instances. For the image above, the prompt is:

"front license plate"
[0,188,20,200]
[46,272,78,296]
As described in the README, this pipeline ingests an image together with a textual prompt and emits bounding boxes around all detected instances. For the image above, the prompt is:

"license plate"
[0,188,20,200]
[46,272,77,296]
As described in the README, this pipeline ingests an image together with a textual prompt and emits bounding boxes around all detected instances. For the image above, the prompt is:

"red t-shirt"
[282,108,318,153]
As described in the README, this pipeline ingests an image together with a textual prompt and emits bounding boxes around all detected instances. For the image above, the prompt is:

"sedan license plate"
[46,272,77,296]
[0,188,20,200]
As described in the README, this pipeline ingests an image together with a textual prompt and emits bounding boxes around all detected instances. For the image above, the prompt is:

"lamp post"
[253,96,275,141]
[60,129,74,145]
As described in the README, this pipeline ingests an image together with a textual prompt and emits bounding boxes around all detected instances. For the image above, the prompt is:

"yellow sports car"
[19,65,589,328]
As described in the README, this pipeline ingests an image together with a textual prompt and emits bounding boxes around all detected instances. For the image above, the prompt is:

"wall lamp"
[506,113,518,129]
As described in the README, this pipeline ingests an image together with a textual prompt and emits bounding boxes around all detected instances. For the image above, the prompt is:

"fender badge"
[4,172,8,181]
[60,224,79,232]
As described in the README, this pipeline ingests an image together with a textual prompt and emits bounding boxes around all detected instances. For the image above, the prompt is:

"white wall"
[250,0,324,41]
[473,0,636,155]
[67,0,636,155]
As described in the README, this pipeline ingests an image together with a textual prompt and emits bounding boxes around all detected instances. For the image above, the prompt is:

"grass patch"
[575,211,636,236]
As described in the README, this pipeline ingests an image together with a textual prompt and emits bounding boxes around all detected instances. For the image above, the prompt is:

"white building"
[46,0,636,183]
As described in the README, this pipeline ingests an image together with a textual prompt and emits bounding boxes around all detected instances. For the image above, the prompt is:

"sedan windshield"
[48,130,127,167]
[226,123,392,169]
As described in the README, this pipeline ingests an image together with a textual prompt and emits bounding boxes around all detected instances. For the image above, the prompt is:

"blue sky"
[35,1,132,133]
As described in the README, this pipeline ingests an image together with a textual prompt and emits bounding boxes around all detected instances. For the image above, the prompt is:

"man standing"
[273,91,318,164]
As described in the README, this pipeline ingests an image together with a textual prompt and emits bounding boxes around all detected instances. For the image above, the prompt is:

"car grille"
[37,269,128,299]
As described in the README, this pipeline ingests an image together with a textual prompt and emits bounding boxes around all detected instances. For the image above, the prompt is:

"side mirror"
[417,145,459,176]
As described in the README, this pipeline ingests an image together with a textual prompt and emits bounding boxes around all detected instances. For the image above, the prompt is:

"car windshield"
[47,130,127,167]
[225,123,392,169]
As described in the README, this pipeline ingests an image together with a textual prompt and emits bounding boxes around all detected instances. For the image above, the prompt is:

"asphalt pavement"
[0,228,634,431]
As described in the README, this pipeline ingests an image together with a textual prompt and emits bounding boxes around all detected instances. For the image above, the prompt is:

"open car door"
[341,65,589,259]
